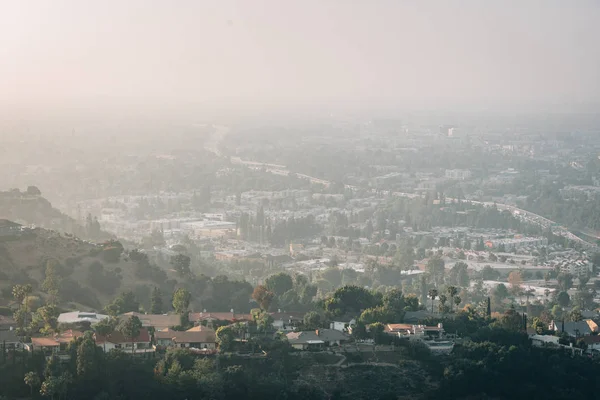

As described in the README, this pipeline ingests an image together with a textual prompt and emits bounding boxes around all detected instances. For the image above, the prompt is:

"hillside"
[0,224,178,311]
[0,187,111,241]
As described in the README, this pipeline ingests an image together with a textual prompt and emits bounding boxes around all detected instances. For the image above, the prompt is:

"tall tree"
[252,285,274,311]
[119,315,142,356]
[42,260,61,305]
[93,318,116,353]
[150,286,164,314]
[428,288,438,313]
[426,257,445,286]
[508,271,523,297]
[264,273,293,297]
[172,288,191,315]
[170,254,192,277]
[24,371,40,397]
[447,286,458,312]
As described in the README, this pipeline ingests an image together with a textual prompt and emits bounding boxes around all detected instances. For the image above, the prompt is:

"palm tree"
[428,288,438,313]
[93,318,116,353]
[525,288,535,305]
[453,296,461,310]
[447,286,458,312]
[438,294,448,314]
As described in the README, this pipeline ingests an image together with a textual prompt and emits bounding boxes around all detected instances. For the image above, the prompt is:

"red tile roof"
[31,337,60,347]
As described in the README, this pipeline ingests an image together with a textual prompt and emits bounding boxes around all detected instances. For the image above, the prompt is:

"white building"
[445,169,472,181]
[557,258,592,276]
[486,237,548,251]
[57,311,109,325]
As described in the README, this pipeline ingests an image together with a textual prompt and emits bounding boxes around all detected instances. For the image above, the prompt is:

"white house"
[270,312,304,332]
[154,326,216,350]
[95,327,153,354]
[330,319,355,332]
[286,329,350,350]
[57,311,109,325]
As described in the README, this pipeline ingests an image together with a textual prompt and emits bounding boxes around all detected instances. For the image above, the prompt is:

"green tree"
[76,331,99,378]
[119,315,142,355]
[426,257,445,285]
[369,322,386,344]
[569,307,583,322]
[12,283,32,337]
[359,306,392,325]
[251,308,274,333]
[150,286,163,314]
[500,306,523,332]
[93,317,116,352]
[453,295,462,309]
[34,304,59,335]
[428,288,438,313]
[42,260,61,305]
[557,273,574,292]
[252,285,275,310]
[170,254,191,277]
[172,288,191,315]
[303,311,322,330]
[447,286,458,312]
[438,294,448,314]
[40,375,60,400]
[265,272,294,296]
[532,317,545,334]
[557,291,571,308]
[324,285,378,318]
[24,371,40,396]
[215,325,234,352]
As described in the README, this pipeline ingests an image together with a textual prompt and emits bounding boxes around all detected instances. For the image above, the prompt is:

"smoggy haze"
[1,0,600,116]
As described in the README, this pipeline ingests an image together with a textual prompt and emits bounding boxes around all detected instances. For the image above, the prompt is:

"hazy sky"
[1,0,600,116]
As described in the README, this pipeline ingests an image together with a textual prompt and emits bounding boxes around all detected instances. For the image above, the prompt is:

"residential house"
[188,312,253,329]
[155,326,216,350]
[329,319,356,333]
[271,312,304,332]
[286,329,349,350]
[384,323,451,353]
[95,327,153,354]
[530,334,560,348]
[120,312,181,331]
[586,319,599,333]
[549,320,592,337]
[58,311,109,325]
[26,330,84,358]
[582,335,600,354]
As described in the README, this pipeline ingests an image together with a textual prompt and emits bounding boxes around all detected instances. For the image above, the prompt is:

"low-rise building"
[485,237,548,251]
[329,319,356,332]
[271,312,304,332]
[286,329,349,350]
[549,320,593,337]
[445,169,472,181]
[26,330,84,357]
[120,312,181,331]
[58,311,109,325]
[155,326,216,349]
[95,328,153,354]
